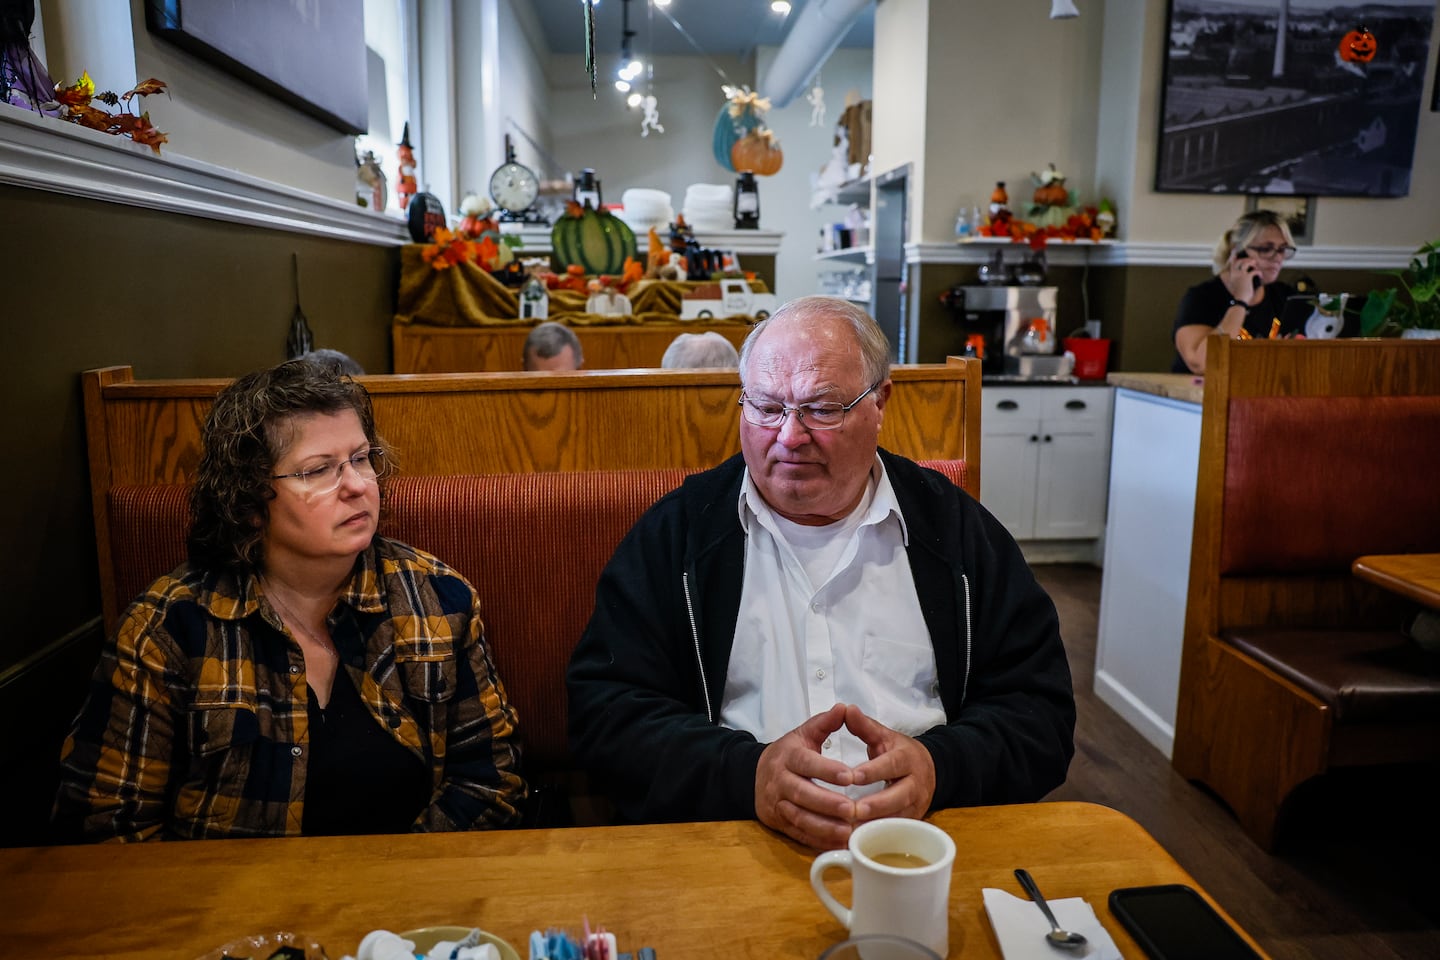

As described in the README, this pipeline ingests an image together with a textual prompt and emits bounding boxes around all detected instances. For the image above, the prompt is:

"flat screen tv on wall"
[1155,0,1434,198]
[145,0,368,135]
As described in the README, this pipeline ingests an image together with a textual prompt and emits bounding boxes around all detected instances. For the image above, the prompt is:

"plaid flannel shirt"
[54,537,527,841]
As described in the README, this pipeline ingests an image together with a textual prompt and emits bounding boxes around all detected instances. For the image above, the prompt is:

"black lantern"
[574,167,602,209]
[734,171,759,229]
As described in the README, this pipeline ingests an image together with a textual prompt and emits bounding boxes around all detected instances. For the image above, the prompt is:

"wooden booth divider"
[83,362,981,630]
[1171,337,1440,850]
[393,321,753,373]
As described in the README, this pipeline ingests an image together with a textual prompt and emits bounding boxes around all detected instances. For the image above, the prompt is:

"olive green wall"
[0,185,398,843]
[2,184,398,665]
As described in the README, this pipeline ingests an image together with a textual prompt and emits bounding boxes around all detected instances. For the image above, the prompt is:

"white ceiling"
[528,0,875,59]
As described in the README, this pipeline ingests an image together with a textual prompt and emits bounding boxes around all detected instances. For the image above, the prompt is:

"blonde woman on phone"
[1172,210,1300,374]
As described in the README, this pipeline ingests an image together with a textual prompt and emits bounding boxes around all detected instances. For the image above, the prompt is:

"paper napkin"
[982,888,1122,960]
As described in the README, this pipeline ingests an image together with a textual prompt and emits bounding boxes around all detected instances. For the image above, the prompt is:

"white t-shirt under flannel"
[721,457,945,798]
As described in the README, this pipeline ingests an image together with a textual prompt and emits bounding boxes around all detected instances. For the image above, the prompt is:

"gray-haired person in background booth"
[523,322,583,371]
[567,295,1075,851]
[661,331,740,369]
[303,348,365,376]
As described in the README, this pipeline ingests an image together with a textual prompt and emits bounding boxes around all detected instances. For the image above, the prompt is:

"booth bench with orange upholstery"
[104,463,967,825]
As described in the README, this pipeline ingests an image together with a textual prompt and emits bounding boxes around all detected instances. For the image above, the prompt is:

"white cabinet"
[980,386,1113,540]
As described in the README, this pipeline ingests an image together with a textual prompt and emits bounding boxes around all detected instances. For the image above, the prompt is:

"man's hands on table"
[754,703,938,850]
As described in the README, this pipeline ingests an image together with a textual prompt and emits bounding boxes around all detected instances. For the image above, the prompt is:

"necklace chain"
[260,576,338,662]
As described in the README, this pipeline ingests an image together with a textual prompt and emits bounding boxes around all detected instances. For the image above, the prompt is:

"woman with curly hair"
[54,357,527,840]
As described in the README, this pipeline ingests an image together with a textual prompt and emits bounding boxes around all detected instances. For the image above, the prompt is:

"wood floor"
[1034,564,1440,960]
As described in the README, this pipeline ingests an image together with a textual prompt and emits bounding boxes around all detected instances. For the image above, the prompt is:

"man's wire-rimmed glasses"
[739,381,881,431]
[271,447,388,497]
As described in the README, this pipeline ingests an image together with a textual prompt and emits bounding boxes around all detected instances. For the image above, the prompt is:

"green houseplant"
[1359,239,1440,336]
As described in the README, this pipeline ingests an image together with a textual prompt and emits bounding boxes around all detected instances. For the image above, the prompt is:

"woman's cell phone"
[1109,884,1261,960]
[1233,249,1262,288]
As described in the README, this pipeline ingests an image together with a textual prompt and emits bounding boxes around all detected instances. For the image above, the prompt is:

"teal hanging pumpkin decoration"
[713,86,775,172]
[551,200,637,275]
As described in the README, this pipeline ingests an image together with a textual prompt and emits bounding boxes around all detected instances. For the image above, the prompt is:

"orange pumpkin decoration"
[1033,181,1068,206]
[731,131,784,176]
[1340,26,1376,64]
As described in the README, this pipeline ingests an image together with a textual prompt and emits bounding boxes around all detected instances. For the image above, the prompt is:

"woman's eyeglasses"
[271,448,388,497]
[1246,244,1297,261]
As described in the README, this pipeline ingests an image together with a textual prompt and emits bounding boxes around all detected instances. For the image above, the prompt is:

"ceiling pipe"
[758,0,871,107]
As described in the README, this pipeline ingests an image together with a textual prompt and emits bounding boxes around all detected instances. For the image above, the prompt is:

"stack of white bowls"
[682,183,734,232]
[618,188,674,235]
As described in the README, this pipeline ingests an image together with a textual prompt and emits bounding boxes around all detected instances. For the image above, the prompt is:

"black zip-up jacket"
[566,450,1075,824]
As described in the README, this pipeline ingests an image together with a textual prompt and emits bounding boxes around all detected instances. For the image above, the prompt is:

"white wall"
[913,2,1104,244]
[497,0,553,176]
[546,48,879,301]
[755,45,873,302]
[548,52,755,216]
[872,0,929,238]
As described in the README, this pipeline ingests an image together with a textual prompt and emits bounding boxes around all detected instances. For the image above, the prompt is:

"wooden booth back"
[83,363,979,628]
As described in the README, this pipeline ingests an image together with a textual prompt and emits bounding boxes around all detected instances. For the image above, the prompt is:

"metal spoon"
[1014,868,1089,951]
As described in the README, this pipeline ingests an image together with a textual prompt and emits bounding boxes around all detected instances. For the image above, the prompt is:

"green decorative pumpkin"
[551,202,637,275]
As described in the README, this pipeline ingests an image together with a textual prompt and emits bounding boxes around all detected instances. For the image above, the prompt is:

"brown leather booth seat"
[1225,628,1440,722]
[108,460,969,825]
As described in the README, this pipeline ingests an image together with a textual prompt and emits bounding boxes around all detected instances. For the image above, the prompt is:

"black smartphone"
[1233,249,1263,289]
[1108,884,1262,960]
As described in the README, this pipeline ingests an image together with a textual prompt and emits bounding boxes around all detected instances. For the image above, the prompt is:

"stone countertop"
[1106,372,1205,404]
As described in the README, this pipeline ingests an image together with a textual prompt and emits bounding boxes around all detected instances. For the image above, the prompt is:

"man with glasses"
[1173,210,1301,374]
[568,297,1075,850]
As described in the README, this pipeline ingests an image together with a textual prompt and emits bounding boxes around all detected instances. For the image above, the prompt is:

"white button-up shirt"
[720,457,945,797]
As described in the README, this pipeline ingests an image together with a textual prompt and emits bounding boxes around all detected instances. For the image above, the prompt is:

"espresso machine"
[952,286,1059,377]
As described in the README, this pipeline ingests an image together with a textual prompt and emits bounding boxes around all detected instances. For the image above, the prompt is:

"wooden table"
[1353,553,1440,609]
[0,802,1266,959]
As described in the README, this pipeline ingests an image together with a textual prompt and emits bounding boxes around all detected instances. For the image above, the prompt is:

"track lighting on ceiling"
[616,0,643,88]
[1050,0,1079,19]
[771,1,793,13]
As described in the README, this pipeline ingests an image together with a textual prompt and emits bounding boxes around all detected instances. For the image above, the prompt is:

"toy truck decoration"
[679,279,778,321]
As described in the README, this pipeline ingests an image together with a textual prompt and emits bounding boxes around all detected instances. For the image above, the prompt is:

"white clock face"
[490,162,539,213]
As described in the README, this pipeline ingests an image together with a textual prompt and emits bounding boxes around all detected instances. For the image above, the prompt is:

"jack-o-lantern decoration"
[1340,26,1377,64]
[731,131,784,176]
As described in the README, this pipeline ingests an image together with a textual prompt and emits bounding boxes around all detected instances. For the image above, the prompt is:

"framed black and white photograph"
[1156,1,1435,197]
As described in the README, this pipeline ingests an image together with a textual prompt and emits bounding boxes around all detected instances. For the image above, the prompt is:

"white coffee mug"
[810,818,956,958]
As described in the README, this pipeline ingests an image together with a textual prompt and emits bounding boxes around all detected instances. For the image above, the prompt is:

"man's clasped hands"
[755,702,938,850]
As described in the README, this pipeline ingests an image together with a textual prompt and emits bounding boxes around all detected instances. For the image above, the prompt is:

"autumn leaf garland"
[53,70,170,155]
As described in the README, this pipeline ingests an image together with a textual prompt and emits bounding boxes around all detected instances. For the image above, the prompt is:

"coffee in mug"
[810,818,956,958]
[868,852,933,870]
